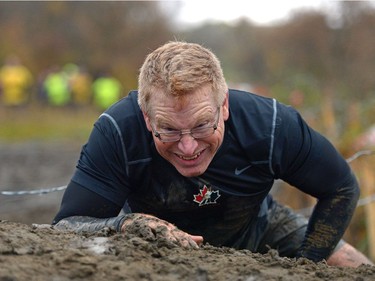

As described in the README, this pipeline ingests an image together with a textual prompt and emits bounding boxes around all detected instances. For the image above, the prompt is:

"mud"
[0,142,374,280]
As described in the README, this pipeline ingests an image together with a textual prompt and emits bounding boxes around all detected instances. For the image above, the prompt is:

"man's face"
[143,86,229,177]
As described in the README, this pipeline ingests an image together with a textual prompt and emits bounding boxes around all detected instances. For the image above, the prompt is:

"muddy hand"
[121,213,203,249]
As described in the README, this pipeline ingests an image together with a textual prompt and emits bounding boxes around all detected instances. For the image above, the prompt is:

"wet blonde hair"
[138,41,228,115]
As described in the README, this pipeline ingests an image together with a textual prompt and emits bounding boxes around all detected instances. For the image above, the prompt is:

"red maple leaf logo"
[193,185,221,206]
[193,185,209,205]
[193,185,208,204]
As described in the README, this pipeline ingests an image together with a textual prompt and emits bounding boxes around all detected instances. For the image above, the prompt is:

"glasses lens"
[191,127,214,139]
[159,132,181,142]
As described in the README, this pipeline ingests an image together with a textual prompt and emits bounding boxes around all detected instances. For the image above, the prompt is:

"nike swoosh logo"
[234,165,252,175]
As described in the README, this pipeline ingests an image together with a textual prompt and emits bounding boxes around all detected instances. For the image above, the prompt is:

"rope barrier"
[1,150,374,210]
[346,149,375,163]
[0,185,67,196]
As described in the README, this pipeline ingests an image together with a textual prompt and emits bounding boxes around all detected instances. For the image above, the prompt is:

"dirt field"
[0,141,78,224]
[1,142,374,280]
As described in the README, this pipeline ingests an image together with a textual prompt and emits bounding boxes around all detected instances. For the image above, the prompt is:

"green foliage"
[1,1,374,107]
[0,1,173,76]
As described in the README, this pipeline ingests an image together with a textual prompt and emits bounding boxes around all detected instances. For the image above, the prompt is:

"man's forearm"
[297,176,360,262]
[53,215,128,233]
[53,213,203,249]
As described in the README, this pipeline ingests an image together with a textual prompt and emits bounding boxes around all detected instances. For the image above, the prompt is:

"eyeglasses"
[152,107,221,142]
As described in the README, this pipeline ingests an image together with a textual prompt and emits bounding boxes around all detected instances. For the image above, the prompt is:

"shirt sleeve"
[272,104,353,196]
[71,115,131,207]
[52,180,123,224]
[272,103,360,261]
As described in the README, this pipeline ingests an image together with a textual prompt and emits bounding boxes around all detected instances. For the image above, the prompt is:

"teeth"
[179,152,201,160]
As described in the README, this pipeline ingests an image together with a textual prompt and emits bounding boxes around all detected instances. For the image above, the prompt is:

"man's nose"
[177,133,198,154]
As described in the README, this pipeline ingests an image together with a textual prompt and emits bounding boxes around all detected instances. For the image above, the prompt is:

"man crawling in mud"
[53,41,373,267]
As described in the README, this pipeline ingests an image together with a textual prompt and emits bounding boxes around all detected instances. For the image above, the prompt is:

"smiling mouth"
[177,151,202,160]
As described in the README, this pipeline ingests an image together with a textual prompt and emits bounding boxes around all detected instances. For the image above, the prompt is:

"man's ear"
[222,92,230,121]
[142,111,153,132]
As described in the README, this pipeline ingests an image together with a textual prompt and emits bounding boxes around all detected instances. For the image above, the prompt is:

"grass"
[0,104,101,143]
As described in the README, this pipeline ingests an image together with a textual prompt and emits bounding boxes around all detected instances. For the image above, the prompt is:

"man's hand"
[327,242,374,267]
[121,213,203,249]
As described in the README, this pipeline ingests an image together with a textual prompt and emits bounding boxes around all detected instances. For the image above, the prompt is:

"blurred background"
[0,1,375,260]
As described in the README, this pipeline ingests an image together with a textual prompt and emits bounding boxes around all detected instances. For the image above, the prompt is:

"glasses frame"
[152,107,221,143]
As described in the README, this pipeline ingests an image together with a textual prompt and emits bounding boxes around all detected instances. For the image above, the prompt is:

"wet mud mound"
[1,220,374,281]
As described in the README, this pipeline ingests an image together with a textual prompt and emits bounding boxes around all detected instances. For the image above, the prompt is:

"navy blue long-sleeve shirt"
[54,89,359,262]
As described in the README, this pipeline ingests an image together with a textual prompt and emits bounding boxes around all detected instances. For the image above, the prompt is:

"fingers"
[151,220,200,249]
[190,235,204,246]
[121,213,204,249]
[169,228,199,249]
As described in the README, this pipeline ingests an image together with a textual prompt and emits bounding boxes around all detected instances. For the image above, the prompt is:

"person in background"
[53,41,373,268]
[0,55,33,107]
[69,66,93,107]
[92,72,122,110]
[43,66,71,107]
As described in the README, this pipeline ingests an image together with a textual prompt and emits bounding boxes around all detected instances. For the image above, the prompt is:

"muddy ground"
[1,142,374,280]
